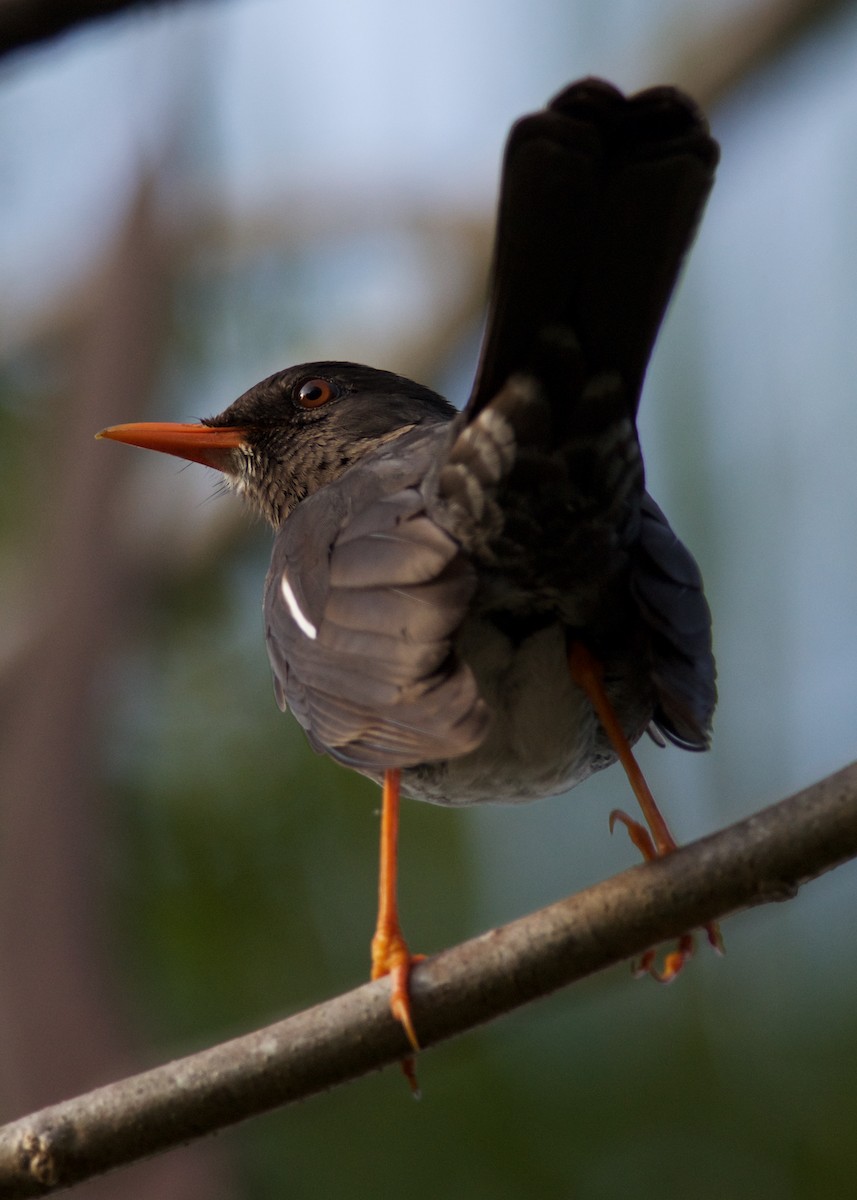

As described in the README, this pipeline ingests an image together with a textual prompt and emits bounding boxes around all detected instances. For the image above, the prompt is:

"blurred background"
[2,0,857,1196]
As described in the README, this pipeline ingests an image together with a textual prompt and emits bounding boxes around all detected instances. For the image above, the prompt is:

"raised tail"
[466,77,718,423]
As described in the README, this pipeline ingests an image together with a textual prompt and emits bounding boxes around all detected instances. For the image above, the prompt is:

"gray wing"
[631,492,716,749]
[263,445,489,771]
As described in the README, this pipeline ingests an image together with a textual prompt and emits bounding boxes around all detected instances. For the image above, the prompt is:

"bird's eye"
[296,378,339,409]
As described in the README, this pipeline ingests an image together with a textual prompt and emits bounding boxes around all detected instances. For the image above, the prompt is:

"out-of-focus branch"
[2,0,852,83]
[0,760,855,1197]
[0,0,181,58]
[666,0,855,108]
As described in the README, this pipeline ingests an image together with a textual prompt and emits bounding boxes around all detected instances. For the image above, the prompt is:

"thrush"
[99,78,721,1063]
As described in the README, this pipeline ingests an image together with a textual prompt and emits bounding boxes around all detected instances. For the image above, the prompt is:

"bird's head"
[97,362,454,527]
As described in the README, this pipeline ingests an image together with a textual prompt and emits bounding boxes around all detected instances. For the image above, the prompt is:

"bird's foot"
[371,925,425,1050]
[609,807,725,981]
[371,925,425,1095]
[569,642,723,980]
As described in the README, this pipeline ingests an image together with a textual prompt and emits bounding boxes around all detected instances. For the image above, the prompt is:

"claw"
[609,807,724,979]
[371,935,425,1096]
[632,934,695,982]
[370,935,425,1054]
[609,805,723,979]
[571,642,724,980]
[609,807,659,860]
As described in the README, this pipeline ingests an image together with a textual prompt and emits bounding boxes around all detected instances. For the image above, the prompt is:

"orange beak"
[96,422,248,472]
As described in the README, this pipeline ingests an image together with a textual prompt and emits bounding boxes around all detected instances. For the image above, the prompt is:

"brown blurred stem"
[0,760,855,1197]
[0,0,176,57]
[669,0,856,108]
[1,0,852,80]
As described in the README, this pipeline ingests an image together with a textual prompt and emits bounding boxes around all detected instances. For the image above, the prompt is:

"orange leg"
[370,768,425,1092]
[569,642,724,981]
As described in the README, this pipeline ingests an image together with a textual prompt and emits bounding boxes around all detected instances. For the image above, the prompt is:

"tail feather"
[467,78,718,422]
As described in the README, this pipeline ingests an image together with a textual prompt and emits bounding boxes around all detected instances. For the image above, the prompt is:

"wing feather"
[264,434,489,770]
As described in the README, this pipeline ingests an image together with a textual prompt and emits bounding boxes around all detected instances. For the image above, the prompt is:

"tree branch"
[669,0,856,108]
[0,761,854,1196]
[0,0,183,58]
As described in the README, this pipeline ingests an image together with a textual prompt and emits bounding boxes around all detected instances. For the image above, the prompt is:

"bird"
[98,77,721,1063]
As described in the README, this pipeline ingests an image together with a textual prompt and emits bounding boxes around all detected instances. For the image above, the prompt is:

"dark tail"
[466,78,718,421]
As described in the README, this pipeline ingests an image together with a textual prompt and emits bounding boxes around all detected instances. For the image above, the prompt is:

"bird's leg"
[568,642,724,981]
[371,768,425,1091]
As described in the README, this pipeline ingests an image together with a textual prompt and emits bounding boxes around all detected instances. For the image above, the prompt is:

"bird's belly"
[401,619,621,806]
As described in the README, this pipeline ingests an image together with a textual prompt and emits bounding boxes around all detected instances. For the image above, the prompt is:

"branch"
[667,0,856,108]
[0,762,855,1196]
[0,0,184,58]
